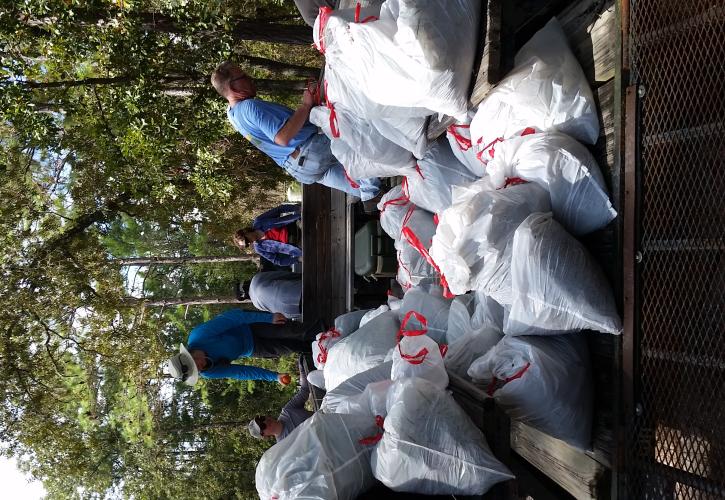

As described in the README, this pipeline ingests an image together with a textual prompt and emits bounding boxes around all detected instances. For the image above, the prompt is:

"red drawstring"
[323,81,340,138]
[477,127,538,162]
[447,123,472,151]
[501,176,528,188]
[316,327,340,364]
[486,362,531,397]
[359,415,385,445]
[398,310,428,339]
[316,6,333,53]
[433,213,439,226]
[400,222,453,298]
[397,344,429,365]
[354,2,379,23]
[414,164,425,179]
[343,168,360,188]
[380,178,410,214]
[439,344,448,358]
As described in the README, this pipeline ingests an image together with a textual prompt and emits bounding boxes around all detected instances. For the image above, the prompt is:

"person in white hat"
[248,356,313,442]
[166,308,323,385]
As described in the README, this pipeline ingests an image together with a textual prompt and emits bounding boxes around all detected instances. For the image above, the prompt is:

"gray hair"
[210,61,239,97]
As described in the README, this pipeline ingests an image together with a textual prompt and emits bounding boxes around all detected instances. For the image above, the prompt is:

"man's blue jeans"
[282,134,380,201]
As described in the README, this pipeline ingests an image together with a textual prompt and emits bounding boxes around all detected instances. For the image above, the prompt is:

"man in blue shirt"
[166,309,322,385]
[210,61,380,201]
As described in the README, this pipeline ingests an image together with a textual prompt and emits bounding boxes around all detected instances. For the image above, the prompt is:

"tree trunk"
[122,296,251,308]
[11,76,307,94]
[235,54,320,79]
[113,255,258,266]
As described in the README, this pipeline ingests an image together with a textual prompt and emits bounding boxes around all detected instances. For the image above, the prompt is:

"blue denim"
[283,134,380,201]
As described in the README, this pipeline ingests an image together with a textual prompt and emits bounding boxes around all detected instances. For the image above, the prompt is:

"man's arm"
[274,89,315,146]
[253,204,301,231]
[203,364,279,382]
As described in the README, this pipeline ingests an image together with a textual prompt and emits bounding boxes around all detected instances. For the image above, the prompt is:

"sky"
[0,456,46,500]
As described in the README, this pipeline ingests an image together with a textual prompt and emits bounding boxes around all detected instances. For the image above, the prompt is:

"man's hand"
[302,87,316,108]
[272,313,287,325]
[278,373,292,386]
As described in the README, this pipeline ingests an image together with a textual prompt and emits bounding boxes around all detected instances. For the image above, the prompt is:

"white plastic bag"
[470,18,599,162]
[487,131,616,235]
[429,178,550,298]
[312,309,371,369]
[371,378,514,495]
[378,183,412,241]
[446,293,477,344]
[507,213,622,335]
[359,304,390,328]
[391,311,449,388]
[333,379,393,419]
[468,334,593,449]
[324,310,400,391]
[256,412,379,500]
[322,361,392,414]
[307,369,326,390]
[321,0,481,118]
[406,138,479,215]
[444,326,503,379]
[446,110,485,176]
[471,290,505,331]
[399,287,451,343]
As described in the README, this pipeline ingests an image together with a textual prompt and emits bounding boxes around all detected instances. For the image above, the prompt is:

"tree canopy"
[1,0,320,497]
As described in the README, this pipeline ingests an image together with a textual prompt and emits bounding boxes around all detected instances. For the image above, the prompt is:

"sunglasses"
[255,416,267,434]
[179,360,191,382]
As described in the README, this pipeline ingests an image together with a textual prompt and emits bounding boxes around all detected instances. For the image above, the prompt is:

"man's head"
[233,227,257,250]
[211,61,256,104]
[248,415,283,439]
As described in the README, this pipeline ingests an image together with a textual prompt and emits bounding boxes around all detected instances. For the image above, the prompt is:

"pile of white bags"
[312,309,370,369]
[318,0,481,118]
[487,131,616,235]
[468,334,593,449]
[398,288,451,343]
[446,110,484,176]
[391,311,449,388]
[256,412,379,500]
[371,378,514,495]
[324,310,400,391]
[407,138,479,215]
[507,213,622,335]
[429,178,550,299]
[470,18,599,162]
[321,361,392,414]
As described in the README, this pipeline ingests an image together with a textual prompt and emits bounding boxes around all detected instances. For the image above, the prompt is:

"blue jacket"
[253,204,301,232]
[187,309,278,382]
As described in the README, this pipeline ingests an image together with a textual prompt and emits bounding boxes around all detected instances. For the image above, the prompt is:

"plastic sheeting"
[324,311,400,391]
[371,378,514,495]
[507,213,622,335]
[429,178,550,298]
[468,334,593,449]
[406,138,479,215]
[256,412,379,500]
[470,18,599,162]
[487,131,617,235]
[320,0,481,118]
[322,361,393,414]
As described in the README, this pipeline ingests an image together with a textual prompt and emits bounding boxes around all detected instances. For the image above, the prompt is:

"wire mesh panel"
[628,0,725,498]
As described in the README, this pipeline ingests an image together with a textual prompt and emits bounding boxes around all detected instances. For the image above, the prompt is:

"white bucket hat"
[248,417,263,439]
[166,344,199,386]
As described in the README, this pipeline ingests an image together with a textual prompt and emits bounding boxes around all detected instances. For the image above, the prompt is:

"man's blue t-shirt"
[227,99,318,166]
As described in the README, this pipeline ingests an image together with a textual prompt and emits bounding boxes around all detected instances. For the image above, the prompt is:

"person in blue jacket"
[210,61,380,201]
[234,203,302,267]
[166,309,321,386]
